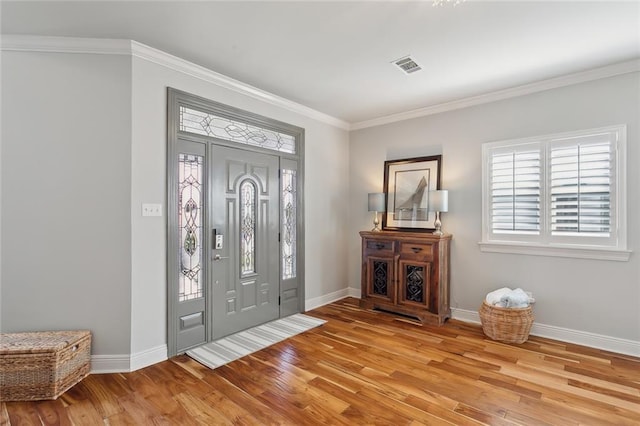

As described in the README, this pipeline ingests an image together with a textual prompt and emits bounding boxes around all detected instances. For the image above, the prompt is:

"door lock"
[213,229,224,249]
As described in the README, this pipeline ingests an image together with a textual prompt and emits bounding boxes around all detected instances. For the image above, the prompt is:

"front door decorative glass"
[178,154,204,301]
[240,180,257,276]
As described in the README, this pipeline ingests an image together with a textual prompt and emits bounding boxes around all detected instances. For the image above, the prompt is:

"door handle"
[213,254,230,261]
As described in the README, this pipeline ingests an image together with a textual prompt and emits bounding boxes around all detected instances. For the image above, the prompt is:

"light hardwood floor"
[2,297,639,425]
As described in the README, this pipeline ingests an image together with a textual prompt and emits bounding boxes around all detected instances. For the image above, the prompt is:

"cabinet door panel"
[365,256,395,304]
[397,259,431,310]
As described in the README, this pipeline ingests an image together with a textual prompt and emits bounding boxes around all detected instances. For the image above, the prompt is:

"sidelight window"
[281,169,297,280]
[178,154,204,301]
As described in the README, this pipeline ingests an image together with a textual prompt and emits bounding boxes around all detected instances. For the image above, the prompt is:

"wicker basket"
[0,330,91,401]
[479,301,534,344]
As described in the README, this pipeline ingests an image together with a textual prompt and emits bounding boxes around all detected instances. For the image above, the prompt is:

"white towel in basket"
[485,287,512,306]
[499,288,530,308]
[486,287,533,308]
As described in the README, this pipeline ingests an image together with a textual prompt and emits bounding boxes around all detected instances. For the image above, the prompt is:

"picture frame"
[382,155,442,231]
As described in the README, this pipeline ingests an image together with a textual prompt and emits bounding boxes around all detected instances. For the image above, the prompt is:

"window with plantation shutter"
[490,146,541,235]
[550,138,611,237]
[481,125,629,261]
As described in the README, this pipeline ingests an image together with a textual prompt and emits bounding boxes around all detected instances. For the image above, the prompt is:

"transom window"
[480,125,629,261]
[179,106,296,154]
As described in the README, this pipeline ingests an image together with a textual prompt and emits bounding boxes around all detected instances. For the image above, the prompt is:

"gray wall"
[349,72,640,342]
[1,51,133,354]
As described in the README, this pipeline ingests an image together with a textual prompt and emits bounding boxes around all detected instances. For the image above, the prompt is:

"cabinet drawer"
[365,239,394,254]
[399,242,434,259]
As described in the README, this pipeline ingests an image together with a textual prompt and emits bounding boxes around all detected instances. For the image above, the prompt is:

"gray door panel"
[210,145,280,339]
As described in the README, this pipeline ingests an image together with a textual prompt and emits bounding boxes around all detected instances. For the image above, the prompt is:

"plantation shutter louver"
[490,145,541,234]
[550,134,613,237]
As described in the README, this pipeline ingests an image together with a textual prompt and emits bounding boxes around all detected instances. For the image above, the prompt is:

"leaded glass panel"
[406,265,424,303]
[179,106,296,154]
[178,154,204,301]
[282,169,297,280]
[240,180,257,275]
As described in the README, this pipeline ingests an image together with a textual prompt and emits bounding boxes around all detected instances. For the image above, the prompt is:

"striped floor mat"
[186,313,326,370]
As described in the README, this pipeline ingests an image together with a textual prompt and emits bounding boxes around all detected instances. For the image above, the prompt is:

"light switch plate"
[142,203,162,217]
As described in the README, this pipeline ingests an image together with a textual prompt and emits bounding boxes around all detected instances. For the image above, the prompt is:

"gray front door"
[168,88,305,357]
[210,144,280,339]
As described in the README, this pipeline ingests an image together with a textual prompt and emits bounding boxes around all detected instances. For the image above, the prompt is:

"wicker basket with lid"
[0,330,91,401]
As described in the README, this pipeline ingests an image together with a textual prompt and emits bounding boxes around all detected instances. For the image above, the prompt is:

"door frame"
[166,88,305,357]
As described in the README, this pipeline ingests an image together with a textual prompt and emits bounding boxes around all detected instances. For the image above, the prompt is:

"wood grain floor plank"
[516,358,640,397]
[173,391,233,426]
[564,363,640,389]
[5,402,41,426]
[200,372,288,426]
[503,362,640,412]
[115,391,170,425]
[33,400,71,426]
[0,403,9,426]
[515,381,640,426]
[301,403,353,426]
[201,388,263,425]
[64,399,104,426]
[403,394,483,426]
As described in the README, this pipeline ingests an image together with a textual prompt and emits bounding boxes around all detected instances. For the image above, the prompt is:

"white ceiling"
[2,1,639,125]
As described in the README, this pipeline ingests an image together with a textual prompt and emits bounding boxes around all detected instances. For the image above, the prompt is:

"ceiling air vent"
[393,56,422,74]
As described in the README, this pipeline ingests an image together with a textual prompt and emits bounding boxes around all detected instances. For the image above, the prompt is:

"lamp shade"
[368,193,385,212]
[429,190,448,212]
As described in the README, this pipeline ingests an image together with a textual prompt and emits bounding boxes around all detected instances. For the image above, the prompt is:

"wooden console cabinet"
[359,231,451,325]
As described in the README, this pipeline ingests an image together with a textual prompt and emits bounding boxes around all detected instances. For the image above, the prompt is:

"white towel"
[485,287,512,306]
[500,288,530,308]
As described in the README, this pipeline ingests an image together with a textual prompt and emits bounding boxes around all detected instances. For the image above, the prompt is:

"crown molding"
[1,34,131,55]
[351,59,640,130]
[1,34,350,131]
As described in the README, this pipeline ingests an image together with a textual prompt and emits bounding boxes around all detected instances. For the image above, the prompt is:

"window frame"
[480,125,630,261]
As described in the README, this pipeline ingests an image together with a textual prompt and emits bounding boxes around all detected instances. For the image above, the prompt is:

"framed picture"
[382,155,442,231]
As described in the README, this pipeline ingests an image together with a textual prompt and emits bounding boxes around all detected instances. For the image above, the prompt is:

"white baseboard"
[451,307,483,325]
[91,344,168,374]
[451,307,640,357]
[347,287,361,298]
[130,344,168,371]
[306,287,359,311]
[90,354,130,374]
